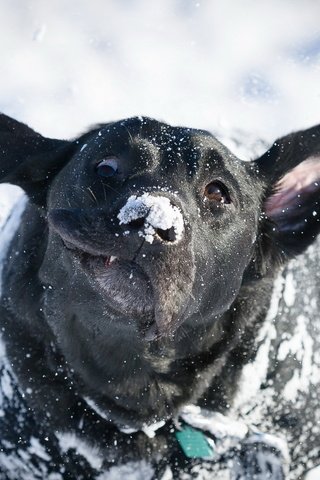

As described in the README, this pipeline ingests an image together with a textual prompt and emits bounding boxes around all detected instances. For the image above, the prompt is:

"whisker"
[122,123,134,146]
[102,183,107,202]
[102,182,122,196]
[71,185,98,207]
[86,187,98,206]
[132,239,145,262]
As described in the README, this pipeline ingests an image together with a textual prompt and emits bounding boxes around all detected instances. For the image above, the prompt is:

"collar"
[176,404,289,465]
[83,397,289,463]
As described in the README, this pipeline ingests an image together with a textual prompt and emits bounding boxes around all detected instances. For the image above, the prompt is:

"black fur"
[0,114,319,479]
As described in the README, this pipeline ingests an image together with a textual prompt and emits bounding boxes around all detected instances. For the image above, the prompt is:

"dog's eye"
[96,158,118,178]
[204,181,231,204]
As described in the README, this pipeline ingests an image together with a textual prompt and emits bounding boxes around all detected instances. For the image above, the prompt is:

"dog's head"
[0,114,319,342]
[0,114,319,423]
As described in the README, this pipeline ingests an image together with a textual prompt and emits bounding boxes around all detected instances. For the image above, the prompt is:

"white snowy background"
[0,0,319,144]
[0,2,319,478]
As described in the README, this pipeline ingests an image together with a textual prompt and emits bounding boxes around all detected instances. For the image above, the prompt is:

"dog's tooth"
[110,256,117,263]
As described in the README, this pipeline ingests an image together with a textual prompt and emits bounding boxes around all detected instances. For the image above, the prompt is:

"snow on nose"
[117,193,184,244]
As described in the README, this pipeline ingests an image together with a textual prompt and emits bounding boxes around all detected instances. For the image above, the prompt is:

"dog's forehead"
[85,116,242,176]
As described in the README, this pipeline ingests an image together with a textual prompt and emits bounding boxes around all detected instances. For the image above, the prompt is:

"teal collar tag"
[175,424,215,459]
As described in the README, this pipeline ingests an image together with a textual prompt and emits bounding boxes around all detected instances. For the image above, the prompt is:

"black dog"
[0,113,319,479]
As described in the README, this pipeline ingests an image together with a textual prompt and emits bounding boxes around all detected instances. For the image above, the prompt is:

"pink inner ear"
[265,156,320,217]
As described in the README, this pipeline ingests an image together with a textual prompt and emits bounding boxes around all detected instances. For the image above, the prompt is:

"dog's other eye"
[204,181,231,204]
[96,158,118,178]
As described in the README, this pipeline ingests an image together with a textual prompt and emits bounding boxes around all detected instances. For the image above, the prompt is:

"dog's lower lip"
[62,241,118,267]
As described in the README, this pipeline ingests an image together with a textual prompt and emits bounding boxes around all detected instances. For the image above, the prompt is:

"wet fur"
[0,114,319,479]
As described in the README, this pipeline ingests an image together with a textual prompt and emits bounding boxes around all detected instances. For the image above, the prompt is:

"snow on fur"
[117,193,184,244]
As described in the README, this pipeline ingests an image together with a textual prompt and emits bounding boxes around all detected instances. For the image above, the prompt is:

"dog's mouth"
[66,245,155,324]
[48,208,194,340]
[104,255,117,267]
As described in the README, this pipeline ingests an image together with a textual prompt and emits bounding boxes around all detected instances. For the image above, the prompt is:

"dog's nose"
[117,193,184,244]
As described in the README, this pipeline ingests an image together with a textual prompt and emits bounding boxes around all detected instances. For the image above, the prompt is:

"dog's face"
[44,117,262,341]
[0,114,319,421]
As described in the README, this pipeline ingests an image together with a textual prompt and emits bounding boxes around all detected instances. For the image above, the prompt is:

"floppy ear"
[255,124,320,259]
[0,113,75,207]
